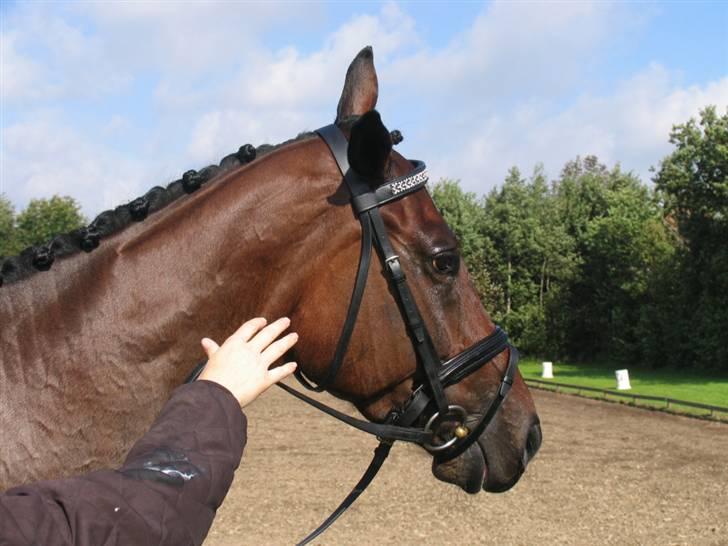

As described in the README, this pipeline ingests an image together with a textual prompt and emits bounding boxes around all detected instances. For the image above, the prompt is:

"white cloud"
[74,1,319,76]
[1,7,131,103]
[2,0,725,220]
[0,32,44,102]
[385,0,636,104]
[0,113,148,217]
[428,64,728,194]
[185,3,421,166]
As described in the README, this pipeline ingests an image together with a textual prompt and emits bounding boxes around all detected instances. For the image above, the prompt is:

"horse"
[0,47,540,503]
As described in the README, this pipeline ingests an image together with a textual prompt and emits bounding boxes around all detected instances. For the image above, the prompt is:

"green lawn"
[518,358,728,418]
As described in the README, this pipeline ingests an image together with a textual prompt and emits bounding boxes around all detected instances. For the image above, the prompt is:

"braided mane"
[0,133,315,288]
[0,121,403,289]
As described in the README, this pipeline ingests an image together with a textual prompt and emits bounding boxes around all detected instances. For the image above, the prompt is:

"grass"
[518,357,728,419]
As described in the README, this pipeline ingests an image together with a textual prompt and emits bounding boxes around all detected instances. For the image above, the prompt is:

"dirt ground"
[206,382,728,546]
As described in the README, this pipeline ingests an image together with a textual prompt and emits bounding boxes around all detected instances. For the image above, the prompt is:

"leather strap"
[435,346,518,462]
[293,212,374,392]
[184,360,207,383]
[350,160,427,215]
[295,440,392,545]
[316,123,449,416]
[366,206,449,415]
[276,381,431,444]
[439,327,509,387]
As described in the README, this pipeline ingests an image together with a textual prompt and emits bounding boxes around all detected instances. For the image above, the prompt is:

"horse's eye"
[432,251,460,276]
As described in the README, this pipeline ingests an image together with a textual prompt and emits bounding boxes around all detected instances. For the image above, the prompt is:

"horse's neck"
[0,136,341,380]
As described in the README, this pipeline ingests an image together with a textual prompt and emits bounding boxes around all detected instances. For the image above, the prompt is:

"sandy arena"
[206,383,728,546]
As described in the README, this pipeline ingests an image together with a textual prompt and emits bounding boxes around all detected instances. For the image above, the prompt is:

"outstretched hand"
[197,317,298,408]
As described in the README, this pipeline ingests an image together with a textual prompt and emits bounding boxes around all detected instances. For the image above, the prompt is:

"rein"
[187,124,518,544]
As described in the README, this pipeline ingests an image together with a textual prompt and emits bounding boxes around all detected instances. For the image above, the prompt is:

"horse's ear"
[348,110,392,180]
[336,46,378,122]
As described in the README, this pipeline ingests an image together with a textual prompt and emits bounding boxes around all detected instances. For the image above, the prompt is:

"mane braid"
[0,132,316,288]
[0,122,403,289]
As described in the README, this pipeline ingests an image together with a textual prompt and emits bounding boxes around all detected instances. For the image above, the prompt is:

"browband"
[351,161,428,214]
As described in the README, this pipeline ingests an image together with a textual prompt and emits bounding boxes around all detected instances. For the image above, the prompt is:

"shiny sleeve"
[0,380,247,546]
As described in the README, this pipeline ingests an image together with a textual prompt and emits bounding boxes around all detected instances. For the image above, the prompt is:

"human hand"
[197,317,298,408]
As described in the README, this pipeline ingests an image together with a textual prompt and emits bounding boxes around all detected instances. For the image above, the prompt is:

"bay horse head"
[0,47,539,504]
[286,47,542,494]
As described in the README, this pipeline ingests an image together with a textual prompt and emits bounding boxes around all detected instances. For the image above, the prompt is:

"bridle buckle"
[384,255,404,279]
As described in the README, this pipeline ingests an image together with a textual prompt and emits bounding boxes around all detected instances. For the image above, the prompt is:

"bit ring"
[423,405,469,453]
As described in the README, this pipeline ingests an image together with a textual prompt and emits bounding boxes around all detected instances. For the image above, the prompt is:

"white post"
[542,361,554,379]
[615,369,631,390]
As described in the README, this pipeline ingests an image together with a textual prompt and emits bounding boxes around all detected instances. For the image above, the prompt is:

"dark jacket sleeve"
[0,380,246,546]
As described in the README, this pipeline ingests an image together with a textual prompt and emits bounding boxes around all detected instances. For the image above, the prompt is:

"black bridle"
[187,124,518,544]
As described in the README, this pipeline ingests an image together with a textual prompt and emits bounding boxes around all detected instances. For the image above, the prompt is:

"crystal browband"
[350,160,429,215]
[391,168,429,195]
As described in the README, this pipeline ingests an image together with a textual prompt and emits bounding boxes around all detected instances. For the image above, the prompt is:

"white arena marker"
[615,369,632,390]
[542,361,554,379]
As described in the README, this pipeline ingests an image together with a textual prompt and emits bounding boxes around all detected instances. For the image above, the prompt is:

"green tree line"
[432,106,727,372]
[0,195,86,258]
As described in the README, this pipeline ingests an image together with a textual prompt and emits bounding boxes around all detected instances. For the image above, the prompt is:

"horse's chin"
[431,441,523,494]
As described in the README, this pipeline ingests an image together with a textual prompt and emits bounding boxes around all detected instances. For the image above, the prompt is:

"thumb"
[268,362,297,385]
[201,337,220,357]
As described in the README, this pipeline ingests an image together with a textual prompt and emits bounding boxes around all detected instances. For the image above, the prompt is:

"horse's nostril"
[525,422,542,463]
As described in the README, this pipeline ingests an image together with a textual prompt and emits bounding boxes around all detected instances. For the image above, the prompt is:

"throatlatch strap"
[294,212,374,392]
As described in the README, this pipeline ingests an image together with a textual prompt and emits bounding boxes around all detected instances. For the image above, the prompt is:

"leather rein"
[187,124,518,544]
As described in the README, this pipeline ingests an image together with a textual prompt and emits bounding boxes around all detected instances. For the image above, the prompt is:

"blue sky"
[1,1,727,217]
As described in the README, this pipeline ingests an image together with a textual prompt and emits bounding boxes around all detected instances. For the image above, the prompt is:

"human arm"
[0,317,298,546]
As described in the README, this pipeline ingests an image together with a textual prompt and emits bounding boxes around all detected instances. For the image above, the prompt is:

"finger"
[226,317,267,344]
[248,317,291,352]
[260,332,299,364]
[201,338,220,357]
[268,362,298,385]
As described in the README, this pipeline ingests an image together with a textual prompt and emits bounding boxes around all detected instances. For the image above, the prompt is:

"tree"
[430,179,487,262]
[654,106,727,240]
[0,195,16,257]
[651,106,728,370]
[14,196,87,250]
[430,179,503,309]
[547,156,676,362]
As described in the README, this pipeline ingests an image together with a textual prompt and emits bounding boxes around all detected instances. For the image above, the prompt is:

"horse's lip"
[431,440,487,494]
[477,436,525,493]
[476,439,489,491]
[457,442,488,494]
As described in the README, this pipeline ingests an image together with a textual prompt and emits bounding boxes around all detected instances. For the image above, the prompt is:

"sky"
[1,0,727,217]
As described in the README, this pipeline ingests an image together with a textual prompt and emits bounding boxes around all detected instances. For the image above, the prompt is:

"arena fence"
[525,378,728,421]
